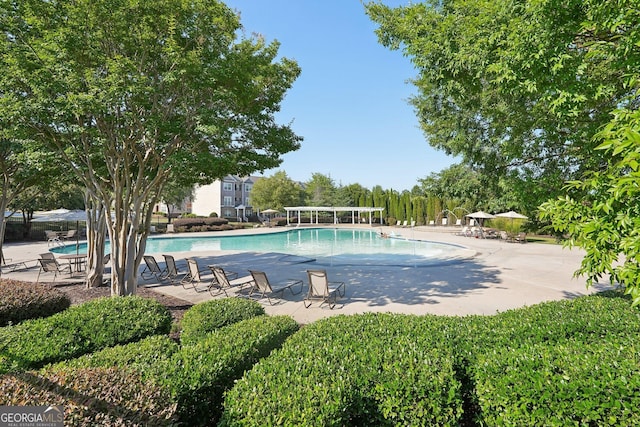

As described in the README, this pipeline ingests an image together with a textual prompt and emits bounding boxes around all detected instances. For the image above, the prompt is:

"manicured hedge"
[474,338,640,426]
[0,367,178,425]
[0,280,70,326]
[221,292,640,426]
[0,296,172,373]
[180,298,265,345]
[156,315,299,426]
[57,334,179,373]
[220,313,463,426]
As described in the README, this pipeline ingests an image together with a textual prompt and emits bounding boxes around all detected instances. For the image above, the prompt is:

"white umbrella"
[466,211,495,226]
[495,211,528,220]
[261,209,279,214]
[496,210,528,232]
[33,209,87,253]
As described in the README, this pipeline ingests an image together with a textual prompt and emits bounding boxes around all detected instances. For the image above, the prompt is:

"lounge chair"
[515,232,527,243]
[395,220,401,227]
[37,258,71,283]
[40,252,56,260]
[141,255,167,281]
[208,265,252,297]
[304,269,346,309]
[180,257,214,292]
[248,270,303,305]
[163,254,187,284]
[401,220,408,227]
[61,229,77,242]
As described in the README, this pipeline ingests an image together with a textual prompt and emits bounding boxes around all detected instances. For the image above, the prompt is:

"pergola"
[284,206,385,226]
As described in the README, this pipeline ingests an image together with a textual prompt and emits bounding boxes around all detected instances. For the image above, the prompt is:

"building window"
[245,184,252,192]
[245,197,250,206]
[223,196,233,206]
[223,182,233,192]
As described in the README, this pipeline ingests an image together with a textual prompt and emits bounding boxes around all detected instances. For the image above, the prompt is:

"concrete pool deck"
[1,225,614,324]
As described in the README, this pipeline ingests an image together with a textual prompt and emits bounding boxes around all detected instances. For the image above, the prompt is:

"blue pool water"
[52,228,465,266]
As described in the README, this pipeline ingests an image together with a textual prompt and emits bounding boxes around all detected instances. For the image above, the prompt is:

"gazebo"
[284,206,385,226]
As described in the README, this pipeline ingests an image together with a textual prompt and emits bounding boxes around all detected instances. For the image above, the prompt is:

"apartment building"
[190,175,261,220]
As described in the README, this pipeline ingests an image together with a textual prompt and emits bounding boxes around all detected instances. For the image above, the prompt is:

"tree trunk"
[85,194,107,288]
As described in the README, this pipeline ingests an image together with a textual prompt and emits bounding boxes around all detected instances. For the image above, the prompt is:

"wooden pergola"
[284,206,385,226]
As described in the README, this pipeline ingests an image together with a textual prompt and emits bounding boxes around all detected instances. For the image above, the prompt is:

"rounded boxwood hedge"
[0,296,172,373]
[221,292,640,426]
[180,297,265,345]
[0,279,71,326]
[220,313,463,426]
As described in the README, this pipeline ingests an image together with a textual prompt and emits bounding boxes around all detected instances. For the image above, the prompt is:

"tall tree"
[305,173,336,206]
[540,0,640,303]
[365,0,629,210]
[2,0,301,295]
[334,183,369,207]
[249,171,304,212]
[161,180,195,224]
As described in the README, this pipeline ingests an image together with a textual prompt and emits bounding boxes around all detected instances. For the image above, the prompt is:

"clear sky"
[224,0,456,191]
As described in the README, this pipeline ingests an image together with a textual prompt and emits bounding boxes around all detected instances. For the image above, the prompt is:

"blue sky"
[224,0,456,191]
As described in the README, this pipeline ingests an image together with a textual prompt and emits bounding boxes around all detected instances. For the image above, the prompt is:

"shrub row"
[0,367,178,426]
[220,313,463,426]
[0,296,172,373]
[0,280,70,326]
[179,298,265,345]
[52,313,299,426]
[57,334,179,374]
[172,217,229,229]
[220,292,640,426]
[159,315,300,426]
[474,337,640,426]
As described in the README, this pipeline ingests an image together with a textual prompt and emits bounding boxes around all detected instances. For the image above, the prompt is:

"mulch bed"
[50,281,193,324]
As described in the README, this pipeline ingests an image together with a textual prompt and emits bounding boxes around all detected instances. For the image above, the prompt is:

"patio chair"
[61,229,77,242]
[180,258,214,292]
[248,270,303,305]
[304,269,346,309]
[141,255,167,281]
[163,254,187,284]
[40,252,56,260]
[208,265,253,297]
[37,258,71,283]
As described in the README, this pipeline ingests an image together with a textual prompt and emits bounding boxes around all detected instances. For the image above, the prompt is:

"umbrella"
[496,210,528,231]
[33,209,87,253]
[466,211,495,226]
[495,210,528,220]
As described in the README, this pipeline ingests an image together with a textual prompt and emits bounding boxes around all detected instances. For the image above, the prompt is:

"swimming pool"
[52,228,468,267]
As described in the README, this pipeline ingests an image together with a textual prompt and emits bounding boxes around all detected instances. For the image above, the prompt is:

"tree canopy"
[367,0,640,299]
[249,171,304,212]
[1,0,302,294]
[364,0,631,211]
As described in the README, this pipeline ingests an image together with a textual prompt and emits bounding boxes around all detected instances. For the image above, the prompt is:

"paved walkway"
[1,225,612,324]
